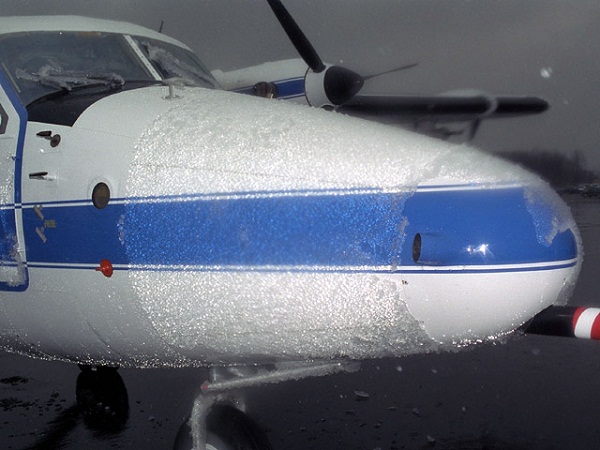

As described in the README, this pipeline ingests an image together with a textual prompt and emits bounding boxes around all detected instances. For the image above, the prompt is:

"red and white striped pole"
[525,306,600,340]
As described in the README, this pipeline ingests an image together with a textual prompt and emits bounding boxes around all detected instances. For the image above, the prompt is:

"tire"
[75,366,129,433]
[173,404,272,450]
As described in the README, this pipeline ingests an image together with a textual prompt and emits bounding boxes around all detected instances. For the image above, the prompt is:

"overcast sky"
[2,1,600,171]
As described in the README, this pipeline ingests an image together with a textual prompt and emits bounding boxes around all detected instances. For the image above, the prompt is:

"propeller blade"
[266,0,326,73]
[362,63,419,81]
[265,1,420,107]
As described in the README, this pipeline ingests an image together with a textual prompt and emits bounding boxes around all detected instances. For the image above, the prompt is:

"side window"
[0,102,7,134]
[131,36,218,89]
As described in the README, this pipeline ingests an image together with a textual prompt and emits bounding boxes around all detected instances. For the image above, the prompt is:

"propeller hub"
[324,66,364,106]
[304,65,364,109]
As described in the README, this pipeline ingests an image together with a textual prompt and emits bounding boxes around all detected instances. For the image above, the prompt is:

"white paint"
[574,308,600,339]
[0,16,584,368]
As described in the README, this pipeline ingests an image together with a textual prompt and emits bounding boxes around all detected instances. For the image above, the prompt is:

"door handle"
[28,171,55,181]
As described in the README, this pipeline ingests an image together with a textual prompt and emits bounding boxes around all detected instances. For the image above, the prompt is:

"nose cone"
[402,178,581,345]
[122,87,582,359]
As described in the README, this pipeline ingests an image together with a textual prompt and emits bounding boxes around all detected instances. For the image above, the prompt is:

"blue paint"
[273,78,305,99]
[0,71,27,205]
[0,207,13,258]
[233,78,305,100]
[0,69,29,291]
[22,203,128,267]
[22,187,578,274]
[404,188,576,266]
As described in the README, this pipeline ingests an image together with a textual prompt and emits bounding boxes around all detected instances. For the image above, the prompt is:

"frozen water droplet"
[541,67,553,79]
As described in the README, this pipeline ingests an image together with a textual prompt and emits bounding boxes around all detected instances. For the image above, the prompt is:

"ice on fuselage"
[118,88,560,362]
[0,16,581,368]
[128,88,539,197]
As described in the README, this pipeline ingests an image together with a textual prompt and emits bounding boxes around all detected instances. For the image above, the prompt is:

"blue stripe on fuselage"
[22,187,578,271]
[0,67,29,291]
[233,77,305,100]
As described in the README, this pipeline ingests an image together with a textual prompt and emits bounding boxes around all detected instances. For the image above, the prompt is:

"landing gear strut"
[175,361,359,450]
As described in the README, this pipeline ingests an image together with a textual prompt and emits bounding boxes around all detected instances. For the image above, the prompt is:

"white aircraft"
[213,0,549,141]
[0,2,594,449]
[213,60,549,140]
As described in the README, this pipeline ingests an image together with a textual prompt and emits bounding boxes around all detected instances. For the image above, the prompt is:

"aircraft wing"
[213,58,548,135]
[338,94,549,120]
[215,0,551,140]
[488,95,550,116]
[333,93,548,140]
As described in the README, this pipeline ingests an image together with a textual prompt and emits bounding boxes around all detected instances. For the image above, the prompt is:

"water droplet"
[541,67,553,79]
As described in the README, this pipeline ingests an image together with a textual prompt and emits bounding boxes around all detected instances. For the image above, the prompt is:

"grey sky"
[2,1,600,171]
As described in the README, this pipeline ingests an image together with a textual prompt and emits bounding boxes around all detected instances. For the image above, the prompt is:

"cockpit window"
[0,31,153,105]
[131,36,218,89]
[0,31,217,106]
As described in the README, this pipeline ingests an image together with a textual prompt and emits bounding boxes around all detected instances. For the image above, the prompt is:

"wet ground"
[2,194,600,450]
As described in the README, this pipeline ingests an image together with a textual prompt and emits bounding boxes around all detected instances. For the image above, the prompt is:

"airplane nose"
[120,88,581,361]
[401,179,581,345]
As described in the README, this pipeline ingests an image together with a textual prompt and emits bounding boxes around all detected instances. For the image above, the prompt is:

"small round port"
[92,182,110,210]
[412,233,422,263]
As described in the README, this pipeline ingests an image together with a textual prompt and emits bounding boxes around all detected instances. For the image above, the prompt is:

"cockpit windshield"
[0,31,218,106]
[132,36,217,88]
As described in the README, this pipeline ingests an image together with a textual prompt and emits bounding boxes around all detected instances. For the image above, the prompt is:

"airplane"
[0,2,593,449]
[213,60,549,140]
[212,0,549,141]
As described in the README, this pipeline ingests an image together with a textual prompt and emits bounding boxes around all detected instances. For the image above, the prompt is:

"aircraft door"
[0,72,28,290]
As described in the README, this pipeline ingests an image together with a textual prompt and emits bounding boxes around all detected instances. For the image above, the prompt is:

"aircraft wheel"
[75,365,129,433]
[173,404,272,450]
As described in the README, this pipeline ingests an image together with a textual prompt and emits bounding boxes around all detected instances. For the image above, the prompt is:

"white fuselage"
[0,17,581,368]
